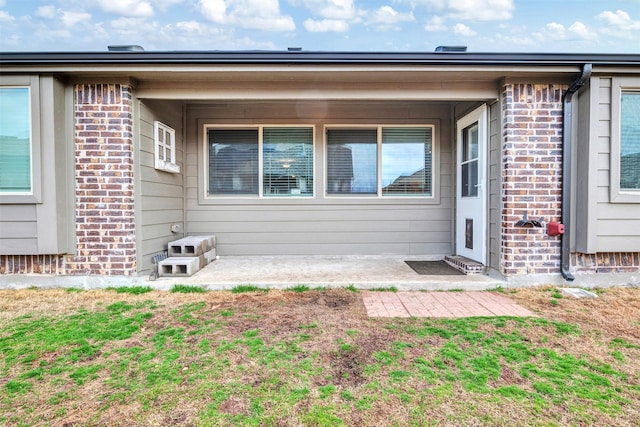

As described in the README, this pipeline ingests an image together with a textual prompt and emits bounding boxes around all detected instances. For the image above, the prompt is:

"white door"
[456,105,487,263]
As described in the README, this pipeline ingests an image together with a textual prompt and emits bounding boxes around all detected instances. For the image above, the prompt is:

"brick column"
[501,83,566,275]
[65,84,136,275]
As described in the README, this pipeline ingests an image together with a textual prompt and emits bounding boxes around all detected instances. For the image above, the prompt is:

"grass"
[231,284,268,293]
[107,285,153,295]
[0,286,638,426]
[171,284,206,293]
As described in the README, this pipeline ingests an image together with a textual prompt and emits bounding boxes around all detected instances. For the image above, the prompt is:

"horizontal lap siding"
[186,102,453,256]
[137,100,184,272]
[594,78,640,251]
[0,205,38,254]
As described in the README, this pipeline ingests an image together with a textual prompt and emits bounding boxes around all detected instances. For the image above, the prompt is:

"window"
[620,92,640,190]
[0,87,32,194]
[460,123,478,197]
[207,126,314,197]
[327,129,377,194]
[154,121,180,173]
[263,127,313,197]
[326,126,433,197]
[611,78,640,203]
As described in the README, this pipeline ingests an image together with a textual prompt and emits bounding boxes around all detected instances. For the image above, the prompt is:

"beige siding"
[575,77,640,252]
[488,101,501,270]
[185,101,453,256]
[136,100,185,272]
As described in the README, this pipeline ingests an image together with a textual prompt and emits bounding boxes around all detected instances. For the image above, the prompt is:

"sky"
[0,0,639,53]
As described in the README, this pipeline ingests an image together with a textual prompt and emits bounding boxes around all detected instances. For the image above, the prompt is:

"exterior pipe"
[561,63,592,281]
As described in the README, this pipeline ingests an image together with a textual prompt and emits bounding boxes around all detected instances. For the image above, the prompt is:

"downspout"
[561,63,592,281]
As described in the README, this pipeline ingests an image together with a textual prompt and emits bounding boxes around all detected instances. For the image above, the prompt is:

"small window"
[0,87,32,194]
[326,126,433,197]
[620,92,640,190]
[154,121,180,173]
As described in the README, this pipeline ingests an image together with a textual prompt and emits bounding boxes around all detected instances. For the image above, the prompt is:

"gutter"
[561,63,592,281]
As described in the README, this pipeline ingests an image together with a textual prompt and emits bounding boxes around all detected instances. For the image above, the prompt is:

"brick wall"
[572,252,640,273]
[64,84,137,275]
[501,83,566,275]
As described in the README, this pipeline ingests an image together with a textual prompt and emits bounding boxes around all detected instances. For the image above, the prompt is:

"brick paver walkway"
[362,291,534,318]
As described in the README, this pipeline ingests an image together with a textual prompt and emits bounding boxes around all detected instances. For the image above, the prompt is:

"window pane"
[381,127,432,196]
[621,92,640,190]
[263,127,313,197]
[461,123,479,197]
[0,87,31,193]
[461,160,478,197]
[208,129,258,195]
[327,129,377,194]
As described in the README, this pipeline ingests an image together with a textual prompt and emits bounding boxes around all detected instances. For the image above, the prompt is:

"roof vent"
[108,45,145,52]
[288,47,302,52]
[435,46,467,53]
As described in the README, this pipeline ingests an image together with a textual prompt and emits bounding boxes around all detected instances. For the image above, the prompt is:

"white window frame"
[203,124,316,199]
[610,77,640,203]
[0,76,41,203]
[324,124,436,199]
[154,121,180,174]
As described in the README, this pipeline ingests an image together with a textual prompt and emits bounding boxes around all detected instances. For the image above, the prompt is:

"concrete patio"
[151,256,505,291]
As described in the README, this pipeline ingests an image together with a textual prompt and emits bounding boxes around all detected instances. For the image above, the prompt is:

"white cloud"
[597,9,640,40]
[199,0,295,31]
[367,6,414,26]
[303,18,348,32]
[402,0,514,21]
[0,10,14,22]
[35,5,57,19]
[424,15,446,31]
[540,20,596,41]
[199,0,226,23]
[97,0,154,18]
[295,0,358,20]
[61,11,92,27]
[597,9,640,29]
[452,22,476,36]
[0,0,5,6]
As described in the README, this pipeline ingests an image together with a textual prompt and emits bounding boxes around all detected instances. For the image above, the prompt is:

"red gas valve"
[547,222,565,236]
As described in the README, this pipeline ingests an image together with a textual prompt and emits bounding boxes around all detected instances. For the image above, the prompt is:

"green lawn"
[0,286,638,426]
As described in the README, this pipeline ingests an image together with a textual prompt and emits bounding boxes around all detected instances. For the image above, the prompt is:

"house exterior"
[1,49,639,284]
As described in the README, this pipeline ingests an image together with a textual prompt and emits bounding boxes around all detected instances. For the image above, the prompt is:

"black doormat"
[405,260,465,275]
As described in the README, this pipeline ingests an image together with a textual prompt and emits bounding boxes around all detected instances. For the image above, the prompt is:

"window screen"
[208,129,259,195]
[326,129,377,194]
[381,127,432,196]
[620,92,640,190]
[263,127,314,197]
[0,87,31,193]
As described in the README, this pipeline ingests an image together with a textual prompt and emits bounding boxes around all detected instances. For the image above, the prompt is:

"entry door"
[456,105,487,263]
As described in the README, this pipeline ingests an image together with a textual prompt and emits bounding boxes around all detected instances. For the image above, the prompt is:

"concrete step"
[444,255,486,275]
[168,235,215,257]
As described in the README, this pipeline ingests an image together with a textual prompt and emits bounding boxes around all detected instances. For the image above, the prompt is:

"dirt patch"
[509,286,640,342]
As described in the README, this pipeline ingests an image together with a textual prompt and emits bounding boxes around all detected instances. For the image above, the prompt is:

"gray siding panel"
[136,100,185,273]
[185,101,455,256]
[488,101,501,270]
[583,77,640,252]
